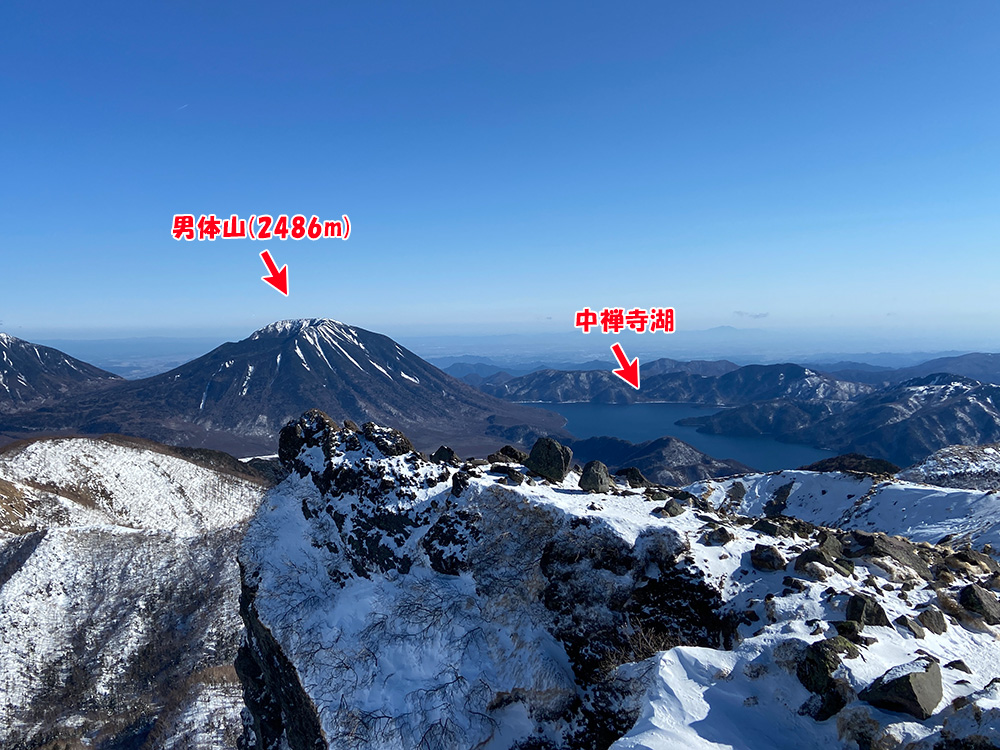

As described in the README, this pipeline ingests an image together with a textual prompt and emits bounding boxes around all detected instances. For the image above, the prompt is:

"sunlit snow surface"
[242,429,1000,750]
[0,437,265,748]
[689,470,1000,549]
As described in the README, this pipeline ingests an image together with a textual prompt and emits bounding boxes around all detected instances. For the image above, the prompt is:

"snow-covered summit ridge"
[239,411,1000,750]
[686,469,1000,550]
[0,436,265,534]
[249,318,349,339]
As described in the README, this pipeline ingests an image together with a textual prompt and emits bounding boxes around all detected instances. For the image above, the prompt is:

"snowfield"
[0,436,266,749]
[239,414,1000,750]
[688,469,1000,549]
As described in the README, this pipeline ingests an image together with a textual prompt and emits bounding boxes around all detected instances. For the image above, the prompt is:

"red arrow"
[611,342,640,389]
[259,250,288,296]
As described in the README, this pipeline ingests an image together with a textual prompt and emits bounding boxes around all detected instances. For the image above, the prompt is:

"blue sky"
[2,1,998,355]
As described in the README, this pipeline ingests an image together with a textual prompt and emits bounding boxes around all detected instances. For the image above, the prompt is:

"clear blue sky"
[2,2,998,353]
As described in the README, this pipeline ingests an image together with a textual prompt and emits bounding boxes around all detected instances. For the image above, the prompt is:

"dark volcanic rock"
[704,526,736,546]
[844,530,939,581]
[796,637,859,720]
[945,659,973,674]
[430,445,459,465]
[795,546,855,577]
[525,437,573,482]
[917,607,948,635]
[860,659,943,720]
[579,460,613,493]
[833,619,871,645]
[894,615,926,639]
[751,544,786,571]
[278,409,340,472]
[487,444,529,464]
[958,583,1000,624]
[652,500,686,518]
[615,466,651,488]
[846,593,892,627]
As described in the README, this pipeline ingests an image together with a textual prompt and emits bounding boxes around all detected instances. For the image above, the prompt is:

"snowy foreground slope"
[239,412,1000,750]
[0,436,266,749]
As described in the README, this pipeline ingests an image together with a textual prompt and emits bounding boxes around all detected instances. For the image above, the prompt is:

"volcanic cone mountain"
[0,333,121,413]
[0,320,565,456]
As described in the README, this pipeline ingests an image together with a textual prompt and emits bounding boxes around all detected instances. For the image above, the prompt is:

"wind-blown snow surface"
[0,436,266,749]
[687,470,1000,549]
[239,414,1000,750]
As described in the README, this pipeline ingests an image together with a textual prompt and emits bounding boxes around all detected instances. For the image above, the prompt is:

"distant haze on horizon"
[21,321,1000,379]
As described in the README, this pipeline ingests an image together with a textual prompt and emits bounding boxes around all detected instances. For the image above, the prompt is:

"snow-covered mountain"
[237,412,1000,749]
[0,320,566,456]
[481,363,872,405]
[0,435,267,749]
[898,442,1000,491]
[0,332,121,413]
[682,374,1000,467]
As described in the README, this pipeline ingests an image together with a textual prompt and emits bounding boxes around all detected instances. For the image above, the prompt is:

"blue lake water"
[531,402,834,473]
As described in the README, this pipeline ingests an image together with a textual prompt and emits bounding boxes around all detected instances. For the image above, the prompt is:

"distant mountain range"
[0,321,566,456]
[679,373,1000,466]
[480,362,869,406]
[811,352,1000,387]
[460,356,1000,467]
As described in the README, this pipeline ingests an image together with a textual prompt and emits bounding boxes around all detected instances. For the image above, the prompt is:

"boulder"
[751,544,787,572]
[845,593,891,627]
[430,446,459,465]
[361,422,414,457]
[704,526,735,546]
[894,615,926,639]
[451,471,472,498]
[615,467,651,488]
[579,460,613,493]
[651,500,685,518]
[833,620,876,646]
[795,546,854,577]
[844,530,939,581]
[492,465,525,485]
[525,438,573,482]
[945,659,972,674]
[487,445,528,464]
[860,659,943,720]
[958,583,1000,625]
[916,607,948,635]
[796,637,860,720]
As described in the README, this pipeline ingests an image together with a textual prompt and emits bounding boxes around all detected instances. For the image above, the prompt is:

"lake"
[531,402,834,473]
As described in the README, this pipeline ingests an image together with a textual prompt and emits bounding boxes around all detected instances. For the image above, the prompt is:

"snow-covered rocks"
[239,415,1000,750]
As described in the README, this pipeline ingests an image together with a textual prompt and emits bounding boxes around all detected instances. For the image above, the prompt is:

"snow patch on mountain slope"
[0,437,263,534]
[900,443,1000,490]
[687,470,1000,548]
[0,436,267,748]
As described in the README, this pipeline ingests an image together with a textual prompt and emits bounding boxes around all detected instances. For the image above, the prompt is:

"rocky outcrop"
[237,414,1000,750]
[237,414,736,749]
